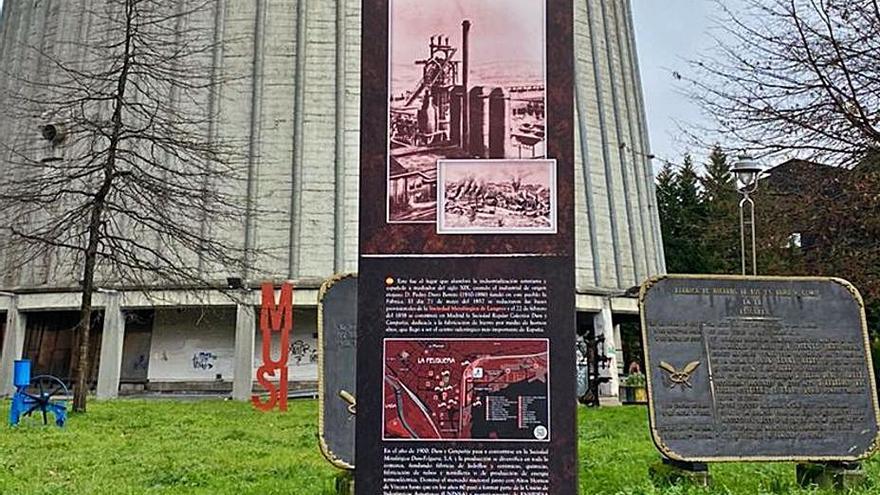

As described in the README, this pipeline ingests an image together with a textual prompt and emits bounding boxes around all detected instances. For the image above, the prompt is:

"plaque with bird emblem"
[640,275,880,462]
[658,360,700,390]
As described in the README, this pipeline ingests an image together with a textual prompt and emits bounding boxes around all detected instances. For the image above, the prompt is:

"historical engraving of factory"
[387,0,547,223]
[438,159,556,234]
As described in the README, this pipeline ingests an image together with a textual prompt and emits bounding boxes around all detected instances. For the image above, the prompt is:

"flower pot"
[634,386,647,403]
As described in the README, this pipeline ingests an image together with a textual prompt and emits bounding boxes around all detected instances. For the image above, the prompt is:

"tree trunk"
[71,0,134,412]
[72,275,95,411]
[73,174,111,412]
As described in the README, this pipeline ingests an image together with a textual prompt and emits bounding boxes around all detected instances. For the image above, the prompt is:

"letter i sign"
[252,282,293,411]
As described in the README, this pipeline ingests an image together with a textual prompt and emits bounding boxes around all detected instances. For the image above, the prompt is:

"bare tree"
[684,0,880,164]
[0,0,250,411]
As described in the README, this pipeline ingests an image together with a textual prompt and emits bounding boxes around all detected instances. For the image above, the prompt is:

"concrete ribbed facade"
[0,0,663,294]
[0,1,663,399]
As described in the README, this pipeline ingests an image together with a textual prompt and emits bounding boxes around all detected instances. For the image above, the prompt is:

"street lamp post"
[732,156,763,276]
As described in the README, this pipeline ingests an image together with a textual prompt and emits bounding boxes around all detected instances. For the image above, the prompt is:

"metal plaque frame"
[639,274,880,463]
[318,272,357,470]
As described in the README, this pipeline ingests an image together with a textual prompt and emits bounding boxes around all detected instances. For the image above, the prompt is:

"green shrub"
[624,372,646,387]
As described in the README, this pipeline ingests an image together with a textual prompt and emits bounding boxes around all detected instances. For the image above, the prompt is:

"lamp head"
[732,156,763,192]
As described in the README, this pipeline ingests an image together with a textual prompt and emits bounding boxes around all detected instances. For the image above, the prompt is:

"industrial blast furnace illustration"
[387,0,547,223]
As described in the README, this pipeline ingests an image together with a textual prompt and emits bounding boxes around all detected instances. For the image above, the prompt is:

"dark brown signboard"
[640,275,880,462]
[318,274,357,470]
[357,0,575,492]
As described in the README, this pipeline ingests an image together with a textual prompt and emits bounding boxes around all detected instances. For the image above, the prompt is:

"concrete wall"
[252,308,319,382]
[146,306,319,383]
[148,308,237,383]
[0,0,664,294]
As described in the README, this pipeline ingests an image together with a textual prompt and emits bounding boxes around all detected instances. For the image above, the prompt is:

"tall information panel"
[357,0,575,492]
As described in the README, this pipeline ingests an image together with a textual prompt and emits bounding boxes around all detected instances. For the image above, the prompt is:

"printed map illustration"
[383,338,549,441]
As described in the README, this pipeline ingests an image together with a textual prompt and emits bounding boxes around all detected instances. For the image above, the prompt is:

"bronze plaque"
[318,274,357,469]
[641,275,880,462]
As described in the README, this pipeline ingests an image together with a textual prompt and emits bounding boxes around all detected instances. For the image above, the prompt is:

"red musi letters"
[252,282,293,411]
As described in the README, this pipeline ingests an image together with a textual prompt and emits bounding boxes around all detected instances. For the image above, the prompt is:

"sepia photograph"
[387,0,547,223]
[437,159,556,234]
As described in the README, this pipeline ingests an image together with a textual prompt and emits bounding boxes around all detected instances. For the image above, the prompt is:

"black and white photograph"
[437,159,556,234]
[388,0,547,223]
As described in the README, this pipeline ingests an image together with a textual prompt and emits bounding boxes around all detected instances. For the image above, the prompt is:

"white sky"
[632,0,738,166]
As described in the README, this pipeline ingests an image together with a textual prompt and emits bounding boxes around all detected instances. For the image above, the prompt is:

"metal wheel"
[23,375,69,425]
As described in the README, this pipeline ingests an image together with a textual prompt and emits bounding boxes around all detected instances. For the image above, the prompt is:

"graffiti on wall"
[289,340,318,365]
[133,354,149,371]
[192,351,218,370]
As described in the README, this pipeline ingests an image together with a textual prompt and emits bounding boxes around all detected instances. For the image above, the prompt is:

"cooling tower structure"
[0,1,663,401]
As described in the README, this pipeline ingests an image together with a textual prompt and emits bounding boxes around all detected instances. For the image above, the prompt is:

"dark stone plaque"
[641,275,880,462]
[319,274,357,469]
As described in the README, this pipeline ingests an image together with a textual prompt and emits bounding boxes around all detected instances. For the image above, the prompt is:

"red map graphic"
[383,338,549,441]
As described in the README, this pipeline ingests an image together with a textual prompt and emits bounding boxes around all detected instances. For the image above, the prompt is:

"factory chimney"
[462,20,471,149]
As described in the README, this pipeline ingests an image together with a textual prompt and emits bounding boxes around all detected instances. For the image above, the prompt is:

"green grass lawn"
[0,399,877,494]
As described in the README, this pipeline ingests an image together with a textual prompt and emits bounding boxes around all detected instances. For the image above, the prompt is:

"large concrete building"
[0,1,664,400]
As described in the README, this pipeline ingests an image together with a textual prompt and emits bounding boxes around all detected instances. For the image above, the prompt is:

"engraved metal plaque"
[641,275,880,462]
[319,274,357,469]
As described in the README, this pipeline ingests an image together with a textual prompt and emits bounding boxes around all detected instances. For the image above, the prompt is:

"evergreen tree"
[676,154,702,214]
[657,154,713,273]
[701,146,732,202]
[674,154,713,273]
[700,146,740,273]
[655,161,682,270]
